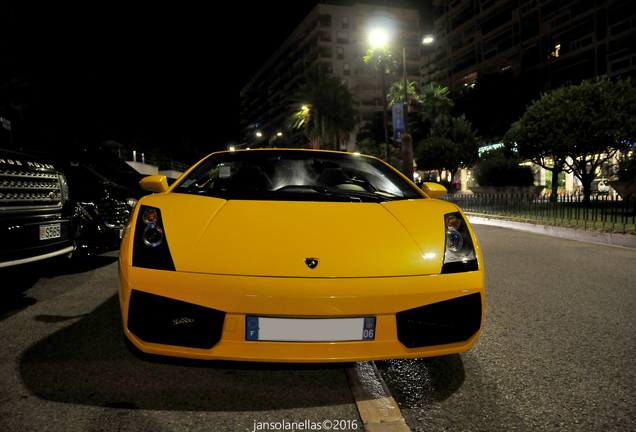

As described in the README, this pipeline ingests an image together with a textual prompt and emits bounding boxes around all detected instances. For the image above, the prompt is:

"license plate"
[40,223,61,240]
[246,317,376,342]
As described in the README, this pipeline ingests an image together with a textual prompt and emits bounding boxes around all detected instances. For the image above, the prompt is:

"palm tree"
[363,45,398,161]
[387,80,420,106]
[418,84,454,124]
[285,70,359,150]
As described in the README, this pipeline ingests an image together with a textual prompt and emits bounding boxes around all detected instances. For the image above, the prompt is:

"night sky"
[1,1,430,163]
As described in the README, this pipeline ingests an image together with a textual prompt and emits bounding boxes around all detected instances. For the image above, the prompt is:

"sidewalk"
[467,215,636,249]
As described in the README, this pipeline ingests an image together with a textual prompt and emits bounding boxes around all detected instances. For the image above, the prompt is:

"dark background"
[1,1,431,163]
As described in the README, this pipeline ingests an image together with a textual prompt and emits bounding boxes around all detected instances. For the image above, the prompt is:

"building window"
[341,79,348,88]
[551,42,561,58]
[337,47,344,60]
[337,32,349,44]
[319,14,331,27]
[342,16,349,29]
[344,63,350,76]
[322,63,333,74]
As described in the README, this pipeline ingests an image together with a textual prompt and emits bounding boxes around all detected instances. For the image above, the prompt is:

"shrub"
[475,148,535,186]
[614,153,636,183]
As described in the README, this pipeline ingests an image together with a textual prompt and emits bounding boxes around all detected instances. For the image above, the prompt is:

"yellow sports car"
[118,149,484,362]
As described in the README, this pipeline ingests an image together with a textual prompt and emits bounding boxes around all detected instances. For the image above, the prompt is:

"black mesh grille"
[95,200,129,227]
[0,169,62,209]
[127,290,225,349]
[396,293,482,348]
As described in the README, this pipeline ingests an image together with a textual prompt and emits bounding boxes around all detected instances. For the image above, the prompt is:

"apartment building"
[239,3,421,151]
[422,0,635,97]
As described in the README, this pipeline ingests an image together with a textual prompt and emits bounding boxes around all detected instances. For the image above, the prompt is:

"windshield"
[173,150,423,203]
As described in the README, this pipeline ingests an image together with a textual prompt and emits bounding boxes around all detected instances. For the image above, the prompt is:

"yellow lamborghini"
[118,149,484,362]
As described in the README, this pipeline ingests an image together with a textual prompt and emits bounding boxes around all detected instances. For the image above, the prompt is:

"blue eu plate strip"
[362,317,376,341]
[246,316,259,340]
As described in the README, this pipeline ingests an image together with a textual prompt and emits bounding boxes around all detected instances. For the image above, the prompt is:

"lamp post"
[401,35,434,180]
[369,30,392,163]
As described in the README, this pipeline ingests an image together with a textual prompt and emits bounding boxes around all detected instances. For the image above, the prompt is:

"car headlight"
[60,174,70,203]
[132,205,175,271]
[442,212,478,274]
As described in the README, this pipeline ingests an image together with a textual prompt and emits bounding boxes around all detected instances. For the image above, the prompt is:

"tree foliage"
[418,84,454,124]
[285,70,359,150]
[362,45,398,75]
[507,77,636,200]
[416,114,480,181]
[355,138,402,169]
[387,80,419,106]
[356,111,392,147]
[362,45,398,161]
[475,146,535,187]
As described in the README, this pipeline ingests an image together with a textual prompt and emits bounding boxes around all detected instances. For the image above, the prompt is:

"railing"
[441,193,636,234]
[170,161,191,172]
[117,150,190,173]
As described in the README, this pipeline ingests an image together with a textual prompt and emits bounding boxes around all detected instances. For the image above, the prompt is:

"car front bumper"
[119,263,485,363]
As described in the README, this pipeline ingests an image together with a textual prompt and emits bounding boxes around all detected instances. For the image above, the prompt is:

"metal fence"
[441,193,636,234]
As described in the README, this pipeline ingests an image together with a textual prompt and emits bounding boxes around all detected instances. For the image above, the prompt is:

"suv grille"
[95,200,130,228]
[0,169,62,210]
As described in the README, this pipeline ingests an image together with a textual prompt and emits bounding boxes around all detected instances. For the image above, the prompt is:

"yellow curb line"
[346,361,411,432]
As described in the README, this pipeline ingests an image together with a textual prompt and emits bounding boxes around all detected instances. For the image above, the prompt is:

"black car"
[0,148,81,268]
[30,151,147,256]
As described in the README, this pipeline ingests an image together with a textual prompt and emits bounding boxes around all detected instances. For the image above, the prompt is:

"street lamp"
[368,28,392,163]
[370,30,388,47]
[402,35,434,180]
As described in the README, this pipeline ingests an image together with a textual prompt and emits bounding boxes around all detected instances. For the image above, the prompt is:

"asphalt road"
[0,254,360,432]
[1,224,635,431]
[377,224,636,431]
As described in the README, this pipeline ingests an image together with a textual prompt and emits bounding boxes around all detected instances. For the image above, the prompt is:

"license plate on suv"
[40,223,61,240]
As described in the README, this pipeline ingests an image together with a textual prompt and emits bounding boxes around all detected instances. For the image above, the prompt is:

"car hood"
[139,193,460,278]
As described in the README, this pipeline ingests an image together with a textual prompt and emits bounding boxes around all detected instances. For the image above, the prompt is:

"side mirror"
[421,182,447,198]
[140,175,169,193]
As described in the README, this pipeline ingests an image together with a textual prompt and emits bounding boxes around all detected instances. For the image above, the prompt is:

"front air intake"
[396,293,482,348]
[128,290,225,349]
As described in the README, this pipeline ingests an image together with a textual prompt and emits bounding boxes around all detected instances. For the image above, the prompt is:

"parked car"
[75,147,178,188]
[30,151,146,256]
[119,149,485,362]
[0,148,80,268]
[591,178,610,195]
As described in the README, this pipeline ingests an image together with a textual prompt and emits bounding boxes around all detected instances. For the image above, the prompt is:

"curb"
[467,215,636,249]
[346,362,411,432]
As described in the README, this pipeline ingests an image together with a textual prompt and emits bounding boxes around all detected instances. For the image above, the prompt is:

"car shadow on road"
[19,294,356,412]
[0,254,119,321]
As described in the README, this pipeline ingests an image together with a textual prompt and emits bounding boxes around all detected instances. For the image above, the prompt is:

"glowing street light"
[369,30,388,47]
[423,35,434,44]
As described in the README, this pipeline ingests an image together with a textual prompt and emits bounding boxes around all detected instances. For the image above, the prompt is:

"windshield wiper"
[324,190,396,203]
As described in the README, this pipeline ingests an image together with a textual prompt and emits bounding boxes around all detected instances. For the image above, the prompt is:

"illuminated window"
[551,43,561,58]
